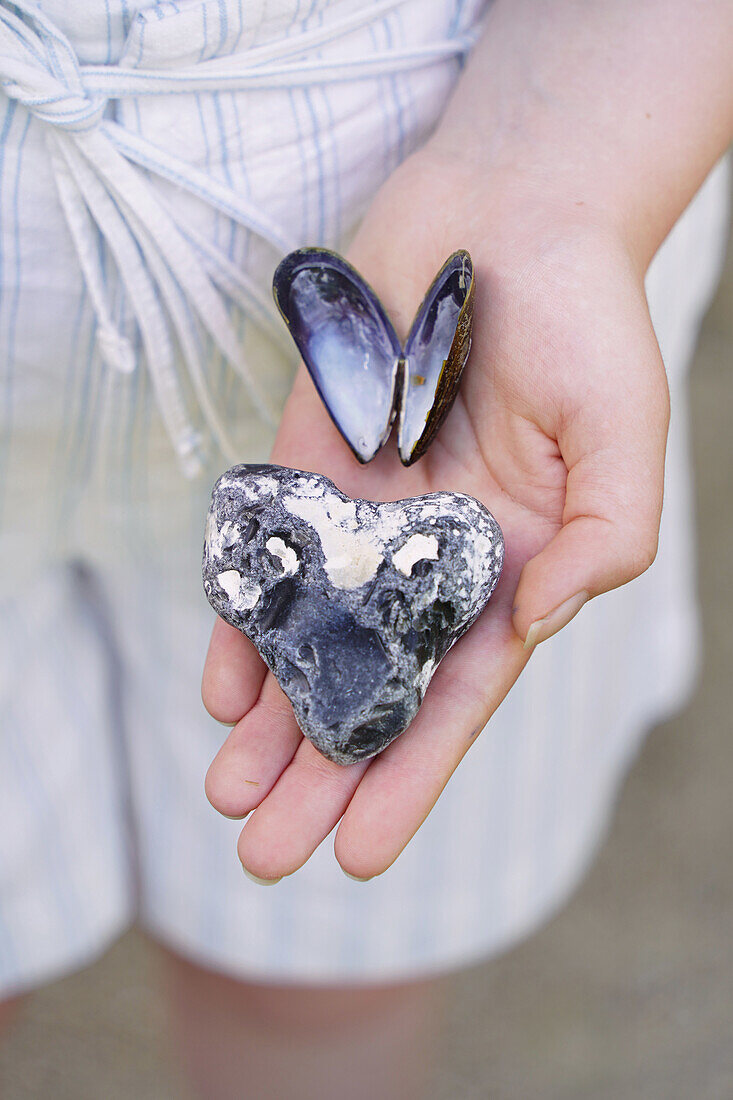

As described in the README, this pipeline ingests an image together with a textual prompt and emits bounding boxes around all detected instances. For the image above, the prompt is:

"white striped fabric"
[0,0,729,993]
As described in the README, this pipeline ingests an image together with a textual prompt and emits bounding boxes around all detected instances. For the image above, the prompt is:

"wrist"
[424,0,733,275]
[422,127,655,276]
[401,140,637,281]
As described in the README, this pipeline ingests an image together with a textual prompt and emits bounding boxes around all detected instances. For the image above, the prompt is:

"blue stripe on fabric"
[319,86,340,245]
[447,0,467,37]
[382,16,405,167]
[302,88,326,242]
[287,89,310,242]
[222,86,251,419]
[302,0,319,32]
[311,20,340,247]
[5,602,83,948]
[68,223,109,495]
[195,94,216,239]
[105,240,130,496]
[211,89,237,401]
[78,297,112,490]
[194,86,228,406]
[120,0,132,39]
[0,98,18,363]
[118,325,142,542]
[49,284,88,536]
[121,558,178,932]
[393,5,416,151]
[230,0,244,55]
[198,0,209,63]
[135,14,146,66]
[217,0,229,57]
[0,106,30,532]
[57,285,99,529]
[103,0,113,64]
[367,22,393,178]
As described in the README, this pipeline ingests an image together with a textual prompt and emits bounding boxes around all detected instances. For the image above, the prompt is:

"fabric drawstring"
[0,0,478,476]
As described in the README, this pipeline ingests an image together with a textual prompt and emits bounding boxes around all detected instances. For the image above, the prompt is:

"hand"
[202,150,669,881]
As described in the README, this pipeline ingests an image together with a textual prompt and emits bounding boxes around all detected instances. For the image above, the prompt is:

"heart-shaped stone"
[203,465,504,765]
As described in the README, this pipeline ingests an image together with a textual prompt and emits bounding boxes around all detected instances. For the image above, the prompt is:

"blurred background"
[0,211,731,1100]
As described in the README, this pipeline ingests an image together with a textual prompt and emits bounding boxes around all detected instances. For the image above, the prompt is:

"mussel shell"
[272,247,474,467]
[272,248,401,463]
[397,250,474,466]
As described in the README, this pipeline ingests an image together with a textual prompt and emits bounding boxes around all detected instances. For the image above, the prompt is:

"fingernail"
[342,870,373,883]
[242,866,282,886]
[523,590,589,650]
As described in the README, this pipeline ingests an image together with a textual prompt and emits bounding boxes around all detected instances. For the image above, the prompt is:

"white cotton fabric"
[0,0,729,994]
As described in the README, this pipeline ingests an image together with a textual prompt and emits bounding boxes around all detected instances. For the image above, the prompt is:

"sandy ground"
[0,205,731,1099]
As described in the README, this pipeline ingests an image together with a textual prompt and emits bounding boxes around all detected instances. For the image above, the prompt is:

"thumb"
[512,330,671,648]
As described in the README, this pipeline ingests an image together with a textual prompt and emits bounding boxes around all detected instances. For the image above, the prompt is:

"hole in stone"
[256,578,296,632]
[279,658,310,695]
[242,517,259,542]
[370,702,396,718]
[349,725,379,747]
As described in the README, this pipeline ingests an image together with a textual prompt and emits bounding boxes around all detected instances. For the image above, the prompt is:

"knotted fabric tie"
[0,0,477,475]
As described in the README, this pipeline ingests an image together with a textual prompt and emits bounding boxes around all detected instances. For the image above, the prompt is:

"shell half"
[398,250,474,465]
[272,248,401,463]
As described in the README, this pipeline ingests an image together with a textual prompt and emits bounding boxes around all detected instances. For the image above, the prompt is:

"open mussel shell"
[272,248,401,463]
[272,247,474,466]
[397,249,474,465]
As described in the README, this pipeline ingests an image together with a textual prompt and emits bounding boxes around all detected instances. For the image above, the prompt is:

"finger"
[237,740,369,880]
[512,330,670,647]
[334,563,526,879]
[205,672,302,819]
[201,615,267,724]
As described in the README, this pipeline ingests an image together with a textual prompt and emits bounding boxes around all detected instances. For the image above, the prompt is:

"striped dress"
[0,0,729,993]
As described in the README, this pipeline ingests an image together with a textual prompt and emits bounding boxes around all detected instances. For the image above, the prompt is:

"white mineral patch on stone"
[417,657,436,694]
[217,569,261,611]
[325,495,358,529]
[207,517,240,560]
[462,529,502,604]
[221,473,279,504]
[220,520,239,548]
[285,491,383,589]
[266,536,299,575]
[205,511,218,556]
[235,578,262,611]
[392,533,439,577]
[217,569,242,601]
[369,503,413,546]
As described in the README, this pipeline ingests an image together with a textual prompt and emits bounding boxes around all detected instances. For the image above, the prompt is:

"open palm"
[202,152,670,881]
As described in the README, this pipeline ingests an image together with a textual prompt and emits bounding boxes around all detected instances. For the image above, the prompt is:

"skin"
[0,997,21,1032]
[163,953,443,1100]
[202,1,733,888]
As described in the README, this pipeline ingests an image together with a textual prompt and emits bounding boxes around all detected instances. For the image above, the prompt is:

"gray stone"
[203,465,504,765]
